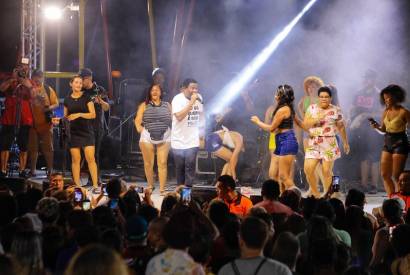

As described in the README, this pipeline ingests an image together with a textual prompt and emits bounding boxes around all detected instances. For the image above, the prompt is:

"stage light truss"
[21,0,42,75]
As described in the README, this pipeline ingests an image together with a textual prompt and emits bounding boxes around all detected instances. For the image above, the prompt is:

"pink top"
[254,200,294,216]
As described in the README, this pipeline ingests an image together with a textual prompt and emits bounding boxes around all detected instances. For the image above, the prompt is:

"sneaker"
[0,171,6,178]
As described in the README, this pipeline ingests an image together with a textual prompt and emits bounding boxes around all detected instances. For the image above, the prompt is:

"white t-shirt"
[171,92,204,149]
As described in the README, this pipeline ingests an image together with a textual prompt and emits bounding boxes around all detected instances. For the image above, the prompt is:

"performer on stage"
[171,78,204,187]
[63,75,98,187]
[303,86,350,197]
[205,127,243,180]
[80,68,109,182]
[349,70,382,194]
[28,69,59,177]
[0,60,33,178]
[251,84,302,191]
[152,67,169,101]
[369,84,410,196]
[135,84,172,195]
[297,76,325,144]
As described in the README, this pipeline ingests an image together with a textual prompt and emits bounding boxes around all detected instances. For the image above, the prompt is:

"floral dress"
[305,104,344,161]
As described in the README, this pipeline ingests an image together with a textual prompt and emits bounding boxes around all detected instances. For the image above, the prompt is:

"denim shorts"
[274,130,298,156]
[205,133,223,152]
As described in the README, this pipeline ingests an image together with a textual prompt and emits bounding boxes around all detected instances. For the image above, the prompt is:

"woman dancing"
[369,84,410,196]
[64,75,97,187]
[205,127,243,180]
[135,84,172,194]
[251,84,302,191]
[303,86,349,197]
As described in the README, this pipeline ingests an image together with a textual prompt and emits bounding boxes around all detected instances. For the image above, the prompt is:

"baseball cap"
[79,68,93,78]
[126,215,148,241]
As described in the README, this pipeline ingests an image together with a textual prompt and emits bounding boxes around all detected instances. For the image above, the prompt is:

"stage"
[23,169,388,214]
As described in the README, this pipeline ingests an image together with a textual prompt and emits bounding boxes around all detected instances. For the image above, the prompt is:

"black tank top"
[273,105,294,129]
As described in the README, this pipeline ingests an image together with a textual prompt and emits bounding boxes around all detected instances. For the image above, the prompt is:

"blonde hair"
[65,245,129,275]
[303,76,324,95]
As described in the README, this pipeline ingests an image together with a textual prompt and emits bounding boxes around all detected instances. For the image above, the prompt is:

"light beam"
[209,0,318,114]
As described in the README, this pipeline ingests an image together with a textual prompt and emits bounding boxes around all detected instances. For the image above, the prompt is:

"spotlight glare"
[209,0,318,114]
[44,6,63,20]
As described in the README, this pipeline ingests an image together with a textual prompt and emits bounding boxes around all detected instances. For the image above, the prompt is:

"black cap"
[32,69,43,77]
[79,68,93,78]
[126,215,148,241]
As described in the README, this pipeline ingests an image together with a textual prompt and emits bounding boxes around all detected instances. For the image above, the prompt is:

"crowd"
[0,171,410,275]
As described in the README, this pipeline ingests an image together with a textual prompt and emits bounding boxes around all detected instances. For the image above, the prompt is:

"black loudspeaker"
[192,185,217,204]
[0,177,26,194]
[118,78,149,118]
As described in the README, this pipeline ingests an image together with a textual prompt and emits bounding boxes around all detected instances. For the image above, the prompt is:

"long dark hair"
[144,84,163,104]
[273,84,295,117]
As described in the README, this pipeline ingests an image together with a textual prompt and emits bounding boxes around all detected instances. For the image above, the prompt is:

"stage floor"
[24,169,388,214]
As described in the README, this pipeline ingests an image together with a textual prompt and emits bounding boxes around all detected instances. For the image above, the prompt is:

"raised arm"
[251,106,290,132]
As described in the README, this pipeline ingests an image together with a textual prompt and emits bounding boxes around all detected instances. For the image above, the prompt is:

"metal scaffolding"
[21,0,42,75]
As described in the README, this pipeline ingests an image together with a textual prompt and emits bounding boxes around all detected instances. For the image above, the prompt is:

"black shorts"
[0,125,30,152]
[383,132,409,155]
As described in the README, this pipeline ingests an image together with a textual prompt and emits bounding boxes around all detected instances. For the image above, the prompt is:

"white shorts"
[140,128,171,144]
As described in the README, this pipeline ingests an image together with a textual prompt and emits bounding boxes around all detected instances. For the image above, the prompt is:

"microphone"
[194,93,203,104]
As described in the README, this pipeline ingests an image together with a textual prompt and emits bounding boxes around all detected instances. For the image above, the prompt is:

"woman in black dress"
[64,75,97,187]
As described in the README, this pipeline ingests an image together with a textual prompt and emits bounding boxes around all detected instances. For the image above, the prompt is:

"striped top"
[143,101,172,141]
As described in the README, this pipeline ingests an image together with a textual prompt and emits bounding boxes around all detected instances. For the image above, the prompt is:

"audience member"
[147,216,169,253]
[271,232,300,273]
[207,199,230,232]
[390,224,410,275]
[65,244,129,275]
[218,216,291,275]
[160,193,179,217]
[391,170,410,211]
[370,199,404,273]
[280,188,302,213]
[255,179,294,216]
[146,209,205,274]
[345,188,378,231]
[216,175,253,217]
[344,206,373,268]
[329,197,346,230]
[0,254,21,275]
[11,231,44,275]
[314,199,351,247]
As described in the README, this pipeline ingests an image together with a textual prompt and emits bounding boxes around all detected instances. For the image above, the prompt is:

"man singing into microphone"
[171,78,204,187]
[80,68,110,183]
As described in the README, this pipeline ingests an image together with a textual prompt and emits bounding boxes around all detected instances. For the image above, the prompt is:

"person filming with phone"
[369,85,410,197]
[0,58,34,177]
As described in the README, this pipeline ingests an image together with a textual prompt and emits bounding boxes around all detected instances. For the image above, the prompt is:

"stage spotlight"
[43,6,63,20]
[209,0,318,114]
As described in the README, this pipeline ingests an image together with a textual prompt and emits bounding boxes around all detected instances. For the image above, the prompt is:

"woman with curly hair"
[251,85,303,191]
[369,84,410,196]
